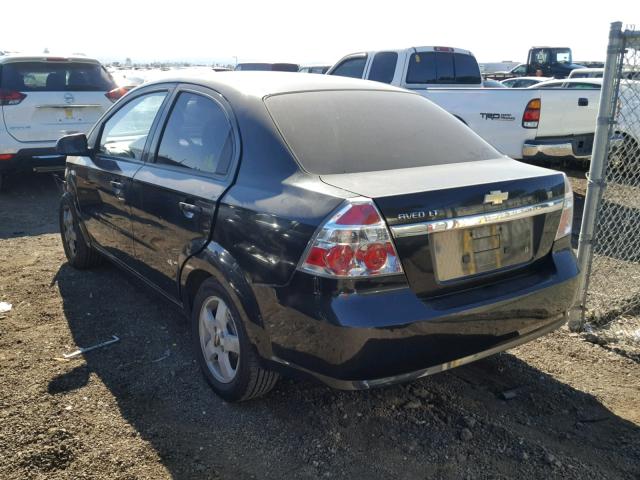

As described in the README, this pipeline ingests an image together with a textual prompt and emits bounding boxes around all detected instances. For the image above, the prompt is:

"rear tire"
[191,278,279,402]
[59,195,102,269]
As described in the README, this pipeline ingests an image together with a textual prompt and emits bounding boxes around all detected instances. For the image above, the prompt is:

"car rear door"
[0,59,114,142]
[71,87,171,264]
[128,85,238,299]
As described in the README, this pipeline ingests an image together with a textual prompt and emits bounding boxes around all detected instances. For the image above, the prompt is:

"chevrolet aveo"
[57,72,579,402]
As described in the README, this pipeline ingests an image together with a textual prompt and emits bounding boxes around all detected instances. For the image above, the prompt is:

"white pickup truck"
[327,47,599,161]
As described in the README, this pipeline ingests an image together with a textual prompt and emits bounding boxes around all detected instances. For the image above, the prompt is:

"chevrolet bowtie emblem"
[484,190,509,205]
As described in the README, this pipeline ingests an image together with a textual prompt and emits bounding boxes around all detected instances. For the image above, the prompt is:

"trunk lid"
[321,158,566,298]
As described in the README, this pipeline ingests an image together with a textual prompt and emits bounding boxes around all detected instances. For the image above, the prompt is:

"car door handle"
[179,201,202,218]
[578,98,588,106]
[110,180,124,189]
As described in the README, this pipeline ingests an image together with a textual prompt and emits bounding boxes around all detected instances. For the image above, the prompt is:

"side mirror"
[56,133,89,156]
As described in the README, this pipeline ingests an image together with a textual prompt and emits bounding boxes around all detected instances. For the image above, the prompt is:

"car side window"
[514,65,527,75]
[567,83,601,90]
[99,92,167,160]
[330,56,367,79]
[368,52,398,84]
[539,83,563,89]
[155,92,234,175]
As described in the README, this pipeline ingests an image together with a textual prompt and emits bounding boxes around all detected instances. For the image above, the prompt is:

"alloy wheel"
[199,296,241,383]
[62,205,77,257]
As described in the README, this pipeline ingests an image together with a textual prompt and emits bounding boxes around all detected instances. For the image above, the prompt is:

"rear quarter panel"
[209,100,349,287]
[214,174,345,286]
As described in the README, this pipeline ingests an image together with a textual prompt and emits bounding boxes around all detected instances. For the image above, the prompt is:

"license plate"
[431,218,533,282]
[64,108,74,120]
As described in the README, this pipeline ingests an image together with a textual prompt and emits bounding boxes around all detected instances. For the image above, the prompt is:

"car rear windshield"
[265,90,499,175]
[406,52,481,84]
[0,61,116,92]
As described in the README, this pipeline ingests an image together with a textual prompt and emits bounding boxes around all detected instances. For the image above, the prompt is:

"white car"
[0,54,121,190]
[531,78,603,89]
[501,76,550,88]
[568,68,604,79]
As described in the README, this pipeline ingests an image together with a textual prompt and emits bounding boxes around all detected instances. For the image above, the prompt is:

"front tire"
[59,195,102,269]
[192,278,278,402]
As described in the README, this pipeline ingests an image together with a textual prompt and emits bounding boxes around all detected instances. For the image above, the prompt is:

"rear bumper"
[260,245,579,389]
[275,315,567,390]
[0,147,65,173]
[522,134,594,160]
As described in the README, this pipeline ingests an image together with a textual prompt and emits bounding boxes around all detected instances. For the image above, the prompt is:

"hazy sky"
[3,0,638,65]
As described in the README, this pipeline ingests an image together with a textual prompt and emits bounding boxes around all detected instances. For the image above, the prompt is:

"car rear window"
[0,61,116,92]
[368,52,398,84]
[265,90,499,175]
[406,52,481,84]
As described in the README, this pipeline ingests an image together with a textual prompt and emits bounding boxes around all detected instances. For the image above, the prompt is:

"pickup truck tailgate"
[536,89,600,137]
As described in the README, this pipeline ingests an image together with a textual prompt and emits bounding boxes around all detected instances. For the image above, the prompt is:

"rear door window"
[330,56,367,79]
[99,92,167,160]
[0,61,116,91]
[368,52,398,84]
[155,92,234,175]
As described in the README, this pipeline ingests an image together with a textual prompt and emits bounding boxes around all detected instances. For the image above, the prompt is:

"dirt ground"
[0,172,638,480]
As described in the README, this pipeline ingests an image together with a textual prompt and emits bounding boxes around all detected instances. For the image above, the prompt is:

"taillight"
[522,98,541,128]
[0,89,27,106]
[299,198,404,278]
[555,174,574,240]
[0,153,15,161]
[105,87,128,102]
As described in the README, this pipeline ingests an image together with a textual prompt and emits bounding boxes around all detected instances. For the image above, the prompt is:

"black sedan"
[57,72,579,401]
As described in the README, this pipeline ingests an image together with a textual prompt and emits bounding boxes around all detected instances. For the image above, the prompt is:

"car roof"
[534,77,602,87]
[394,46,476,56]
[570,68,604,72]
[0,53,101,64]
[142,71,408,99]
[558,78,602,85]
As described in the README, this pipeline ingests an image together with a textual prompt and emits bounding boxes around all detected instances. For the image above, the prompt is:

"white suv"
[0,54,123,190]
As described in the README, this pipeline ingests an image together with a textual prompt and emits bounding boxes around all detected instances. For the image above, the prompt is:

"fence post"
[569,21,624,331]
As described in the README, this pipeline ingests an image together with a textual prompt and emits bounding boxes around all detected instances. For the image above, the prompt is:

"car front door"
[71,88,171,264]
[128,85,238,299]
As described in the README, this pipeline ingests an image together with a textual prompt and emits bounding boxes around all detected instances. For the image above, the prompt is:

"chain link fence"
[571,22,640,351]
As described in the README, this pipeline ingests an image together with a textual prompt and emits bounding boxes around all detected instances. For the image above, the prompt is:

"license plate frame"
[430,218,534,282]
